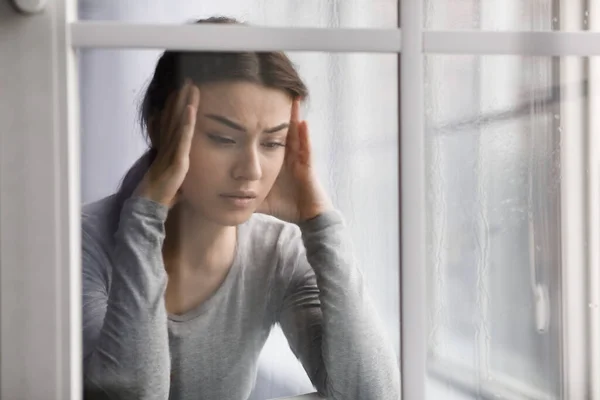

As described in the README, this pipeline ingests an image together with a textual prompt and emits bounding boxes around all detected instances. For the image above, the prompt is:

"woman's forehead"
[197,82,292,119]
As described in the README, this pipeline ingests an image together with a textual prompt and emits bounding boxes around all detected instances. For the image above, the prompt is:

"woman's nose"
[232,147,262,181]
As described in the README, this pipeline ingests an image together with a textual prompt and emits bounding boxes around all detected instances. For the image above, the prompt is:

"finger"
[172,104,197,169]
[286,100,301,158]
[290,98,300,123]
[160,82,195,167]
[167,80,192,135]
[163,81,192,155]
[298,121,312,165]
[187,84,201,111]
[156,86,184,155]
[176,86,200,161]
[158,92,177,146]
[285,123,300,161]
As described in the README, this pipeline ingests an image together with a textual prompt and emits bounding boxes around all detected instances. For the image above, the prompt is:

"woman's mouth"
[220,192,257,208]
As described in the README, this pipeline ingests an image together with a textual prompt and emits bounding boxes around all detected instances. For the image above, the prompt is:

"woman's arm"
[277,210,401,400]
[82,197,171,399]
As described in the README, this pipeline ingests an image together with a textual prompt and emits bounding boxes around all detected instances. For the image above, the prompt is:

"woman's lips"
[220,194,256,208]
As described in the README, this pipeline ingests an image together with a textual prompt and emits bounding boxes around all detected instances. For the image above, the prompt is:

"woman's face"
[179,81,293,226]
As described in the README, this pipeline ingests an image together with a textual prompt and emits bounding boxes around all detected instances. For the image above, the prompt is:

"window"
[79,48,400,399]
[1,0,598,399]
[425,53,562,399]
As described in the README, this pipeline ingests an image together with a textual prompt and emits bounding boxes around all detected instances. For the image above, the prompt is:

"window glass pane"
[79,48,400,399]
[425,0,555,30]
[78,0,398,28]
[425,55,564,399]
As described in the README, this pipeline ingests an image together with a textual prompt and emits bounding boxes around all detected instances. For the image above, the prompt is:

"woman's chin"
[212,208,256,227]
[175,200,255,227]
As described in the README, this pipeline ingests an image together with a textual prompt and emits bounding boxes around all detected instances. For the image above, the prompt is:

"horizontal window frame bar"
[424,31,600,56]
[72,23,600,56]
[70,22,402,52]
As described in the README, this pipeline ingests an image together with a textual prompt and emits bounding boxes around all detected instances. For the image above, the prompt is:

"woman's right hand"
[135,81,201,208]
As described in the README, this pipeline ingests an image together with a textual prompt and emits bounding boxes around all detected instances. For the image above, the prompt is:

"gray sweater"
[82,195,400,400]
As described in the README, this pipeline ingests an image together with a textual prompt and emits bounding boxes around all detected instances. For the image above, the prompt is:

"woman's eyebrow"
[264,123,290,134]
[204,114,289,134]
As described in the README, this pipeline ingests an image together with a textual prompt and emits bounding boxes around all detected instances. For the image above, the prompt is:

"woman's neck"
[162,204,237,275]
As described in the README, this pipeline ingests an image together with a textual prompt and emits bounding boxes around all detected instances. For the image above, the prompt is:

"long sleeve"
[277,210,401,400]
[82,197,171,399]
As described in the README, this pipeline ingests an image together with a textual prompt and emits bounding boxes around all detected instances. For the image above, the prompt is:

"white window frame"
[589,5,600,399]
[1,0,599,399]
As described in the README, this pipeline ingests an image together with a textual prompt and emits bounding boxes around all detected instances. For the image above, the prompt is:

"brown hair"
[115,16,309,209]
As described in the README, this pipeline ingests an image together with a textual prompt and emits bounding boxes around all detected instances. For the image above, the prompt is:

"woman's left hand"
[257,99,333,223]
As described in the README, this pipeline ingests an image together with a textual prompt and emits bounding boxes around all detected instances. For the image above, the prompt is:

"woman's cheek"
[270,155,285,178]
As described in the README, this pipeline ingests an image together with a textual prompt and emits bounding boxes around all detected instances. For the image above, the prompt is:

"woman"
[82,17,400,400]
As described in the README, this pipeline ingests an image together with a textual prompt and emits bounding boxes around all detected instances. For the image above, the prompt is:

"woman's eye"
[208,134,235,145]
[263,142,286,149]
